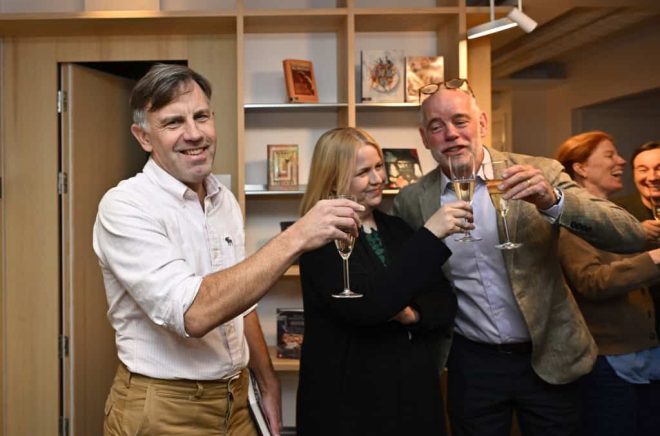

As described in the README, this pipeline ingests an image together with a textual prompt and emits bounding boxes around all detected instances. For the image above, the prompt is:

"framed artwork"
[283,59,319,103]
[361,49,405,103]
[405,56,444,103]
[267,144,299,189]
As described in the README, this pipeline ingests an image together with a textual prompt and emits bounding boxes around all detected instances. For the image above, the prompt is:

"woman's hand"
[393,306,420,325]
[423,200,474,238]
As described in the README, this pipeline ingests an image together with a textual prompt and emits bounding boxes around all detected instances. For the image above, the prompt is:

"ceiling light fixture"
[467,0,538,40]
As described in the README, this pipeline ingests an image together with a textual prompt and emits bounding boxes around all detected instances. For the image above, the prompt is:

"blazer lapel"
[419,167,444,222]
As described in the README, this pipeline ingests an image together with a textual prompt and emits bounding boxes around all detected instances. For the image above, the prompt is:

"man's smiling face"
[419,88,487,175]
[132,80,216,196]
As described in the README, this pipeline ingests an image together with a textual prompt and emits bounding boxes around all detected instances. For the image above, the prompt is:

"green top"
[363,226,387,266]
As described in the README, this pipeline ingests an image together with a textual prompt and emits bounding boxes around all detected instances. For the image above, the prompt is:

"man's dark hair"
[630,141,660,168]
[129,63,212,128]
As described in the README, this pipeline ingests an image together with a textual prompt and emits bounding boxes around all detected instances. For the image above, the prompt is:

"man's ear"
[419,126,431,150]
[130,123,152,153]
[479,110,488,138]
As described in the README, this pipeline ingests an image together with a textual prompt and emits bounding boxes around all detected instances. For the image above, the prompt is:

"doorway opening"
[57,59,186,436]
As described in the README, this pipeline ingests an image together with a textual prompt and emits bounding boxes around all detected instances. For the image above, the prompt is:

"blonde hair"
[300,127,383,215]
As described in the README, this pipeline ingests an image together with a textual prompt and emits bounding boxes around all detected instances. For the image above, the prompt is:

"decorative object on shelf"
[247,369,272,436]
[276,308,304,359]
[361,49,405,103]
[282,59,319,103]
[267,144,299,190]
[405,56,444,103]
[382,148,423,189]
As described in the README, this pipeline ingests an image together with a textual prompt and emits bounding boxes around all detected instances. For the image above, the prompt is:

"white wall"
[505,20,660,161]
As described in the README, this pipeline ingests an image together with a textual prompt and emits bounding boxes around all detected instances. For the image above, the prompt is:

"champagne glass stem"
[463,218,470,239]
[501,212,513,243]
[342,257,350,292]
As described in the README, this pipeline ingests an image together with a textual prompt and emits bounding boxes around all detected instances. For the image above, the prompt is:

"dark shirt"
[614,193,660,335]
[613,193,653,222]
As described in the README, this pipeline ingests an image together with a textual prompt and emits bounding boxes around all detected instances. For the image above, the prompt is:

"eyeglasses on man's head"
[418,78,475,103]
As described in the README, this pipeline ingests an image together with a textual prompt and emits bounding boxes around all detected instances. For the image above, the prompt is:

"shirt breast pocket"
[215,232,241,270]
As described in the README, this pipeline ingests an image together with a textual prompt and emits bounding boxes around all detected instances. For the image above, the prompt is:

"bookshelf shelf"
[269,346,300,372]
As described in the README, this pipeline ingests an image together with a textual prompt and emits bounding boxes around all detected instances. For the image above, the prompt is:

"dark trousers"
[579,355,660,436]
[446,334,580,436]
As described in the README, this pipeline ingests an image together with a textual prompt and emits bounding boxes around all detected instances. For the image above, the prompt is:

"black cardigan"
[296,209,455,436]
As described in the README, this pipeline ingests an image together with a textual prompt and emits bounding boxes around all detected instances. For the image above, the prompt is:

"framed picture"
[282,59,319,103]
[405,56,444,103]
[382,148,423,189]
[267,144,299,190]
[361,49,405,103]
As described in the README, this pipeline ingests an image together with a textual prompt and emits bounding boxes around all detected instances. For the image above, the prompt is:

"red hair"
[556,131,614,179]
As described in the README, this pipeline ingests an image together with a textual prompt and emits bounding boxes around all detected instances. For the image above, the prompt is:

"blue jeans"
[579,355,660,436]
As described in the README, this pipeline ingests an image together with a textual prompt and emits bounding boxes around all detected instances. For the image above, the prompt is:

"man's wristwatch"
[552,187,563,206]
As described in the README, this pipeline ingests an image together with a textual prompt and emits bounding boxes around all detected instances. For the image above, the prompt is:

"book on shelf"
[382,148,423,189]
[282,59,319,103]
[276,308,304,359]
[247,369,272,436]
[361,49,405,103]
[267,144,299,190]
[405,55,444,103]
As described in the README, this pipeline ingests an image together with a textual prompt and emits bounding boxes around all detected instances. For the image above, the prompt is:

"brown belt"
[119,362,244,390]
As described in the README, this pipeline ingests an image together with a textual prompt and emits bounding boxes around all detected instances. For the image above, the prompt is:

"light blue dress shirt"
[440,154,531,344]
[606,347,660,384]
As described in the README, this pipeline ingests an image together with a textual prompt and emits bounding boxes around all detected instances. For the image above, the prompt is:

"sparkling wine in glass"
[449,153,481,242]
[484,159,522,250]
[652,201,660,221]
[329,194,363,298]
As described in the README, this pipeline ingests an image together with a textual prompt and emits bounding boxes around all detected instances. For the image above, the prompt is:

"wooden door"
[60,63,146,436]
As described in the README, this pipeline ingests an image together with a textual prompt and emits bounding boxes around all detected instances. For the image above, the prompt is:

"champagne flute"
[650,184,660,220]
[448,152,481,242]
[652,197,660,221]
[328,194,363,298]
[483,159,522,250]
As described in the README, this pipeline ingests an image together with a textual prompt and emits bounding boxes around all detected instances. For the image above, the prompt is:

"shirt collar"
[143,157,221,201]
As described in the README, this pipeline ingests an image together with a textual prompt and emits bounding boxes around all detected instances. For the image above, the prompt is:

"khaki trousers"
[104,363,258,436]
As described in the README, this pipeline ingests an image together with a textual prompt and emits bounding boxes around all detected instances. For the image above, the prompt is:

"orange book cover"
[283,59,319,103]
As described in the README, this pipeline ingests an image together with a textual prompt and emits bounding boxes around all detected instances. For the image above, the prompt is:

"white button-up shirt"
[93,158,250,380]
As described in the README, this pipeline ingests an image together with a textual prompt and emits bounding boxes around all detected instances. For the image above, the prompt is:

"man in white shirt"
[393,79,646,436]
[93,64,362,436]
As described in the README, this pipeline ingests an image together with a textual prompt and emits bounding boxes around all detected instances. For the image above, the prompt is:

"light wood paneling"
[84,0,159,10]
[3,37,60,436]
[2,33,239,436]
[468,36,492,148]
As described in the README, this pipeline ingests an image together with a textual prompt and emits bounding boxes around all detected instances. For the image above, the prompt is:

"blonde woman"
[296,127,472,436]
